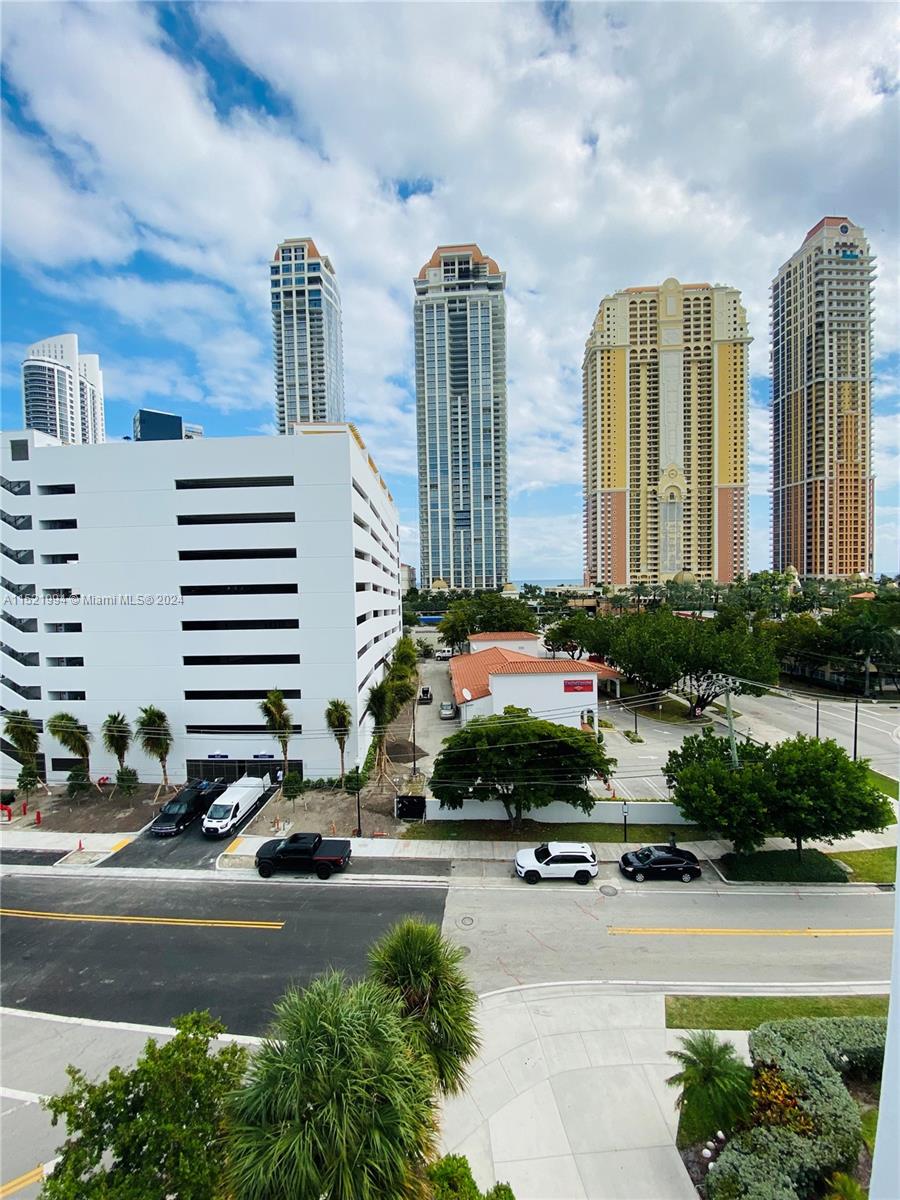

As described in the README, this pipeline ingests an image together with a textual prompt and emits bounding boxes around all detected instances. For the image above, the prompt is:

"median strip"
[0,907,284,931]
[0,1165,44,1198]
[608,926,892,938]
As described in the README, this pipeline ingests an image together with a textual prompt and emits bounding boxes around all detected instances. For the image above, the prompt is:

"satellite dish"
[461,688,472,702]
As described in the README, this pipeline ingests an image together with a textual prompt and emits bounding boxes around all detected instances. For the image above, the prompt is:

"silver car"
[439,700,458,720]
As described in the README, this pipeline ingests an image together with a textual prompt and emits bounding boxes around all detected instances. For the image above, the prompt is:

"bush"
[749,1067,814,1135]
[116,766,139,798]
[427,1154,516,1199]
[66,765,91,800]
[708,1017,887,1200]
[719,849,847,884]
[623,729,643,743]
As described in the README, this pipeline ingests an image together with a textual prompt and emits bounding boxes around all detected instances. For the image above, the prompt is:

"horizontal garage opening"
[185,758,303,784]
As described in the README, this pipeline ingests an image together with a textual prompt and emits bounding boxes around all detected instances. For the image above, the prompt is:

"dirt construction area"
[0,782,174,835]
[244,781,408,839]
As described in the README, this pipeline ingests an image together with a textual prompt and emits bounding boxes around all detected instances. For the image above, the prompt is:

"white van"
[434,647,452,661]
[201,773,270,839]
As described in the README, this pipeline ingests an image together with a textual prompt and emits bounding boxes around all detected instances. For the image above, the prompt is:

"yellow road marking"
[225,837,244,854]
[0,1166,43,1198]
[609,926,893,938]
[109,838,132,852]
[0,907,283,931]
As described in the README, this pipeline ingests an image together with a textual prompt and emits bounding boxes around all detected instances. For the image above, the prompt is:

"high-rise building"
[270,237,345,432]
[21,334,105,445]
[133,409,204,442]
[583,278,750,588]
[415,244,508,589]
[771,217,874,578]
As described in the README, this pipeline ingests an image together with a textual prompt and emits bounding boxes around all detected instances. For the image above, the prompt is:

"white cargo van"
[201,773,270,839]
[434,647,452,661]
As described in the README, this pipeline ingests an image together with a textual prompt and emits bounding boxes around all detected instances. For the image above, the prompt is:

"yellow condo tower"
[583,278,750,588]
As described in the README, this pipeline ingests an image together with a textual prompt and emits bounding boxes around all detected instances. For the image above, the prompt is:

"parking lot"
[105,785,279,870]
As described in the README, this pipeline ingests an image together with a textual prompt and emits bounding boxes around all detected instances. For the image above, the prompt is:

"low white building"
[1,424,401,785]
[449,647,620,729]
[467,630,543,656]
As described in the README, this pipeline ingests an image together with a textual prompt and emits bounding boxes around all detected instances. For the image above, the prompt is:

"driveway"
[413,658,459,768]
[441,984,747,1200]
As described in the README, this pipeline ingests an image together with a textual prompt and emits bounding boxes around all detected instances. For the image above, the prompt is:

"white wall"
[1,426,400,785]
[488,671,597,727]
[424,798,690,824]
[467,637,543,655]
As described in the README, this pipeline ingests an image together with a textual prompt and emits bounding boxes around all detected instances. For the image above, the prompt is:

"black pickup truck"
[255,832,352,880]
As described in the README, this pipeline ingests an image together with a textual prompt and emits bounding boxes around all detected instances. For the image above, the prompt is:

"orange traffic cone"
[76,838,84,851]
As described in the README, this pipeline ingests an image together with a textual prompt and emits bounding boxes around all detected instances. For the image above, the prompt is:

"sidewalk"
[441,983,749,1199]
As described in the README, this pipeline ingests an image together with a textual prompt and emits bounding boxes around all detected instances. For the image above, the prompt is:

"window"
[179,548,296,561]
[41,554,79,565]
[180,583,298,596]
[51,757,83,771]
[185,724,302,735]
[184,689,302,700]
[10,440,28,462]
[175,476,294,490]
[182,619,299,631]
[176,512,296,525]
[183,654,300,666]
[39,519,77,530]
[37,484,75,496]
[45,623,82,633]
[46,656,84,667]
[48,690,86,701]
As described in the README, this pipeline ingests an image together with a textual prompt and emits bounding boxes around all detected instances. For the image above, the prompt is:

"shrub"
[749,1067,814,1135]
[707,1016,887,1200]
[116,766,139,798]
[66,765,91,800]
[427,1154,516,1199]
[623,730,643,743]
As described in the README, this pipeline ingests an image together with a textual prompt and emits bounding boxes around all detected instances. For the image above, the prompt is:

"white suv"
[514,842,598,885]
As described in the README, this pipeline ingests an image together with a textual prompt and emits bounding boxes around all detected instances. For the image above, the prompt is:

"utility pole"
[633,706,638,736]
[815,699,820,740]
[853,698,859,761]
[724,686,739,769]
[411,693,418,777]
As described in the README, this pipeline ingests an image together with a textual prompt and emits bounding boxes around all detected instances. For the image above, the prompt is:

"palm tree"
[135,705,173,790]
[101,712,132,771]
[368,918,480,1095]
[259,690,292,782]
[224,972,437,1200]
[666,1030,752,1140]
[47,712,92,775]
[324,699,352,786]
[364,679,395,780]
[3,708,40,767]
[843,605,898,697]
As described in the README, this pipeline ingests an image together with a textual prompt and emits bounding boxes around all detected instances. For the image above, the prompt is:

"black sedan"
[149,778,227,836]
[619,844,702,883]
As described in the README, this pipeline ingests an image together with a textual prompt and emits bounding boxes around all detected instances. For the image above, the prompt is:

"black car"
[150,778,227,836]
[256,832,352,880]
[619,844,701,883]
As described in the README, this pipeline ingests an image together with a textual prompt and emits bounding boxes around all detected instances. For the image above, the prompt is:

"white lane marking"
[0,1087,45,1104]
[0,1007,262,1045]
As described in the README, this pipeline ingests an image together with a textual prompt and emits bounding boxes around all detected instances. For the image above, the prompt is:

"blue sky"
[2,2,897,578]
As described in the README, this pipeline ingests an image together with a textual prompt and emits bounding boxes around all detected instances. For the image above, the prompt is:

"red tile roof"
[449,649,620,705]
[468,631,540,642]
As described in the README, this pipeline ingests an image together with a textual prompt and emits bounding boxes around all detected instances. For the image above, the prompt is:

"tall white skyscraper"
[270,237,345,432]
[415,244,509,589]
[21,334,105,445]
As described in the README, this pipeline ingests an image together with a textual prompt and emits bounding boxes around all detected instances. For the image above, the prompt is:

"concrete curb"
[0,862,449,888]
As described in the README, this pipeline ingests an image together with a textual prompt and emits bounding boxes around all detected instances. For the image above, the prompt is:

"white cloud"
[1,0,897,572]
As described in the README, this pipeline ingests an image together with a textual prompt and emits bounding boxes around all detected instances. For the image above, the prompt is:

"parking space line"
[0,907,284,931]
[109,838,132,853]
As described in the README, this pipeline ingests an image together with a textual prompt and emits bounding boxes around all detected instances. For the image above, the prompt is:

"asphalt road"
[1,874,448,1035]
[104,785,280,870]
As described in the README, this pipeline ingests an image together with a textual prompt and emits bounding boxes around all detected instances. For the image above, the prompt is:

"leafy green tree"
[368,918,480,1095]
[101,713,131,771]
[675,617,778,715]
[608,609,685,693]
[42,1011,247,1200]
[66,765,91,801]
[115,766,139,799]
[767,735,894,858]
[135,705,173,789]
[666,1030,752,1141]
[281,770,303,808]
[225,973,437,1200]
[544,614,590,658]
[841,604,899,696]
[665,731,773,854]
[429,707,615,828]
[17,761,40,805]
[402,604,420,628]
[3,708,40,767]
[324,699,352,785]
[438,593,537,649]
[259,690,293,782]
[48,712,92,777]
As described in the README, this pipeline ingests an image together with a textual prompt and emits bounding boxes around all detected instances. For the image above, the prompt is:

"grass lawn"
[665,994,889,1031]
[404,819,702,842]
[718,848,847,883]
[829,847,897,884]
[867,767,899,801]
[861,1101,880,1155]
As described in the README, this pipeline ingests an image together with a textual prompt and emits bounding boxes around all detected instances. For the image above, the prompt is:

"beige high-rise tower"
[583,278,750,588]
[771,217,874,578]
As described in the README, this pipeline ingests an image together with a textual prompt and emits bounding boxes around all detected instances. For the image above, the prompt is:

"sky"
[1,1,897,580]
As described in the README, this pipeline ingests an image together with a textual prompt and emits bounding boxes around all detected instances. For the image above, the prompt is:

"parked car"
[515,842,598,885]
[439,700,458,720]
[619,845,701,883]
[150,778,227,837]
[255,831,352,880]
[434,648,452,661]
[201,773,270,838]
[418,686,433,704]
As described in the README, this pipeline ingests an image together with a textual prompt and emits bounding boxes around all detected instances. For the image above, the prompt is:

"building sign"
[207,754,229,759]
[253,754,275,760]
[563,679,594,693]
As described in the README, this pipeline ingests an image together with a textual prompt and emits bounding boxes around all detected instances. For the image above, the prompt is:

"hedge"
[427,1153,515,1199]
[707,1017,886,1200]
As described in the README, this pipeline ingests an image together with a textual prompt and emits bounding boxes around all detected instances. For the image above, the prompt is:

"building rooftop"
[417,244,501,280]
[449,648,620,704]
[802,216,854,243]
[468,631,540,642]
